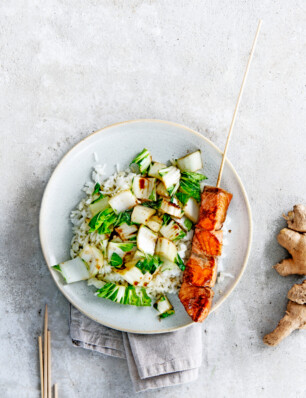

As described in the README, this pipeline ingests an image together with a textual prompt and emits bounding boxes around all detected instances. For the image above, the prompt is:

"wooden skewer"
[38,336,44,398]
[216,20,262,188]
[54,384,58,398]
[44,304,48,398]
[47,331,52,398]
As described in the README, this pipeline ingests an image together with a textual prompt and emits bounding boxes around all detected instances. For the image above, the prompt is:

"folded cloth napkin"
[70,306,202,392]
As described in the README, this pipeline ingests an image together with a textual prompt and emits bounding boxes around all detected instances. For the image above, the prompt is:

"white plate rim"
[39,119,253,333]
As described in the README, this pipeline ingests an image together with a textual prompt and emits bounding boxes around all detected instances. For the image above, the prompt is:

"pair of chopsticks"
[38,305,58,398]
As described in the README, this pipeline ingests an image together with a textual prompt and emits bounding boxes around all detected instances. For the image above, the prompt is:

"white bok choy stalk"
[153,295,175,318]
[176,150,203,172]
[108,190,138,214]
[52,257,90,283]
[148,162,166,179]
[114,260,148,285]
[160,220,186,241]
[172,215,193,231]
[133,250,146,261]
[137,225,158,255]
[159,198,184,219]
[131,205,156,225]
[183,197,200,223]
[155,237,177,262]
[132,176,156,200]
[115,223,138,241]
[80,244,104,277]
[146,215,163,232]
[156,181,170,198]
[159,166,181,194]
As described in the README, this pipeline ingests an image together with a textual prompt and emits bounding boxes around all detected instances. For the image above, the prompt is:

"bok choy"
[176,150,203,172]
[137,225,158,255]
[114,260,146,285]
[130,148,152,174]
[131,205,156,225]
[153,295,174,318]
[159,166,181,191]
[146,215,163,232]
[80,244,104,277]
[96,282,151,306]
[88,207,117,234]
[107,241,136,269]
[160,220,186,241]
[89,195,109,216]
[179,171,207,202]
[135,254,163,274]
[115,223,138,241]
[132,176,156,200]
[159,198,183,218]
[148,162,166,179]
[108,190,138,214]
[53,257,90,283]
[183,197,200,223]
[155,237,177,262]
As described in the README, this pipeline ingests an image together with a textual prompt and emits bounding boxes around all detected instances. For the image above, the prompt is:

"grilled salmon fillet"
[179,282,214,322]
[179,183,232,323]
[192,228,223,257]
[184,254,217,287]
[197,186,233,231]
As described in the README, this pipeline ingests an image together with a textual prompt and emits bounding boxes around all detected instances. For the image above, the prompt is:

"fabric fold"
[70,306,202,392]
[70,306,126,359]
[127,326,202,379]
[123,333,199,392]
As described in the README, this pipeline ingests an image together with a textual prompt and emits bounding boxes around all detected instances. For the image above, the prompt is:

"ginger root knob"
[274,204,306,276]
[263,300,306,346]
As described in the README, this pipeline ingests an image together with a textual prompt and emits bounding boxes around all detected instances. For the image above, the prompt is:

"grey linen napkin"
[70,306,202,392]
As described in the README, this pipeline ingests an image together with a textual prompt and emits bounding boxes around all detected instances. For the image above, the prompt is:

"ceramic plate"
[39,119,252,334]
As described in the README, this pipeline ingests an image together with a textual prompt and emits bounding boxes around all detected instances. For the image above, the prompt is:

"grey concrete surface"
[0,1,305,397]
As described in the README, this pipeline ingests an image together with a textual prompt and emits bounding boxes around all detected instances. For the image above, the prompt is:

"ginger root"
[264,205,306,346]
[263,300,306,346]
[274,205,306,276]
[288,280,306,305]
[283,204,306,233]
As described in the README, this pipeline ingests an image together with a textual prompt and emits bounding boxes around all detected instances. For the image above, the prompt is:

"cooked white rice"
[70,164,193,298]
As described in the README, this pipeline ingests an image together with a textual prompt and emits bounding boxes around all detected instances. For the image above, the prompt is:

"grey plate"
[39,119,252,334]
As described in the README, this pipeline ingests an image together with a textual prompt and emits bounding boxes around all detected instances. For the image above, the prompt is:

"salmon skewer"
[178,20,262,322]
[179,187,232,322]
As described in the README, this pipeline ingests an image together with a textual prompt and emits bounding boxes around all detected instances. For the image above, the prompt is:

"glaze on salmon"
[192,228,223,257]
[184,254,217,288]
[197,186,233,231]
[179,282,214,322]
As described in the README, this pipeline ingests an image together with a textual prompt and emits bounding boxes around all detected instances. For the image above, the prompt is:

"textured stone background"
[1,1,305,397]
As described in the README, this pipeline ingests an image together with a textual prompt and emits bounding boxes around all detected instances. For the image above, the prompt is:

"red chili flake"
[139,179,146,189]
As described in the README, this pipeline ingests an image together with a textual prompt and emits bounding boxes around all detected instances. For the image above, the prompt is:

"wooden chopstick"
[44,305,48,398]
[47,330,52,398]
[38,336,44,398]
[54,384,58,398]
[40,305,58,397]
